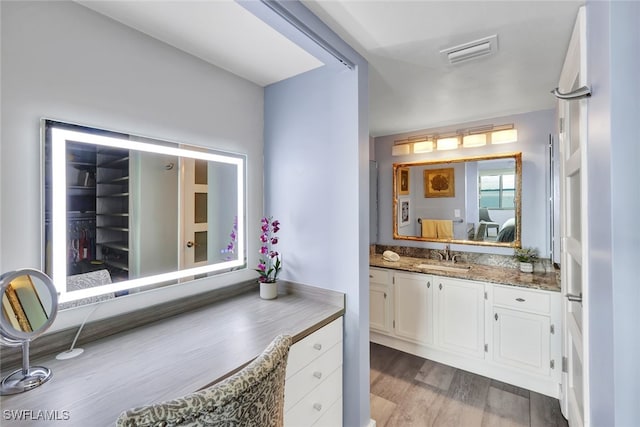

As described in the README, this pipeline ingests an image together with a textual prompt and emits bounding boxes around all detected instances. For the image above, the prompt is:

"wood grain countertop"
[370,254,560,292]
[0,281,344,426]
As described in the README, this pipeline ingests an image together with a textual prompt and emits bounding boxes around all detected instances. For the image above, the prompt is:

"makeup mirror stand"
[1,340,52,395]
[0,268,58,395]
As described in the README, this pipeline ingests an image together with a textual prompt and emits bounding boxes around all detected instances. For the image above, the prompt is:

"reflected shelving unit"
[96,148,130,281]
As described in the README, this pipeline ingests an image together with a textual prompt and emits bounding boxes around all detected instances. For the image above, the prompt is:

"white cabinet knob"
[313,343,322,351]
[313,371,322,379]
[313,403,322,411]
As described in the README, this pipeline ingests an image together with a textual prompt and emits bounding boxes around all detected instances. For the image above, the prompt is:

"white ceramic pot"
[519,262,533,273]
[260,281,278,300]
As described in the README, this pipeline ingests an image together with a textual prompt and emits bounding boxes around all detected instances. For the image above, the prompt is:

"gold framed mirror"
[393,152,521,247]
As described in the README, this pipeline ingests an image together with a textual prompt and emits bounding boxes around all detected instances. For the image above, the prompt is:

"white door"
[181,158,209,270]
[557,6,589,426]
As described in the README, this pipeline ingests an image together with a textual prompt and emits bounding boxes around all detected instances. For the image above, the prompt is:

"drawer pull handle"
[515,298,525,302]
[313,371,322,379]
[313,343,322,351]
[313,403,323,411]
[369,275,373,278]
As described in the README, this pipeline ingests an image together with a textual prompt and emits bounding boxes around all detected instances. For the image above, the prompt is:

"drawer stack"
[284,317,343,427]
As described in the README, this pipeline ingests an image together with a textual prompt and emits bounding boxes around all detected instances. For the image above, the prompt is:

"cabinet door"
[493,307,550,376]
[436,277,485,358]
[370,283,391,333]
[394,272,433,345]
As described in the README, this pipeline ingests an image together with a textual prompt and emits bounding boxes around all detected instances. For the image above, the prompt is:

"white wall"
[0,1,264,329]
[374,109,555,255]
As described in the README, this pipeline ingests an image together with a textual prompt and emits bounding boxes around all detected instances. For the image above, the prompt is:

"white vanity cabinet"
[435,277,485,359]
[284,317,343,427]
[369,267,562,398]
[393,271,434,345]
[490,285,559,379]
[369,268,392,334]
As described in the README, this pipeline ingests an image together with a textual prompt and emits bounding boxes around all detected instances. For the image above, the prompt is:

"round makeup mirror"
[0,268,58,395]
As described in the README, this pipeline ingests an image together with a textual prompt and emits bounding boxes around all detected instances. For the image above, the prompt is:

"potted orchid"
[255,216,282,299]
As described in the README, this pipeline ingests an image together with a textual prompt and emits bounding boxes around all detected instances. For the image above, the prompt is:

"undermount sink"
[415,263,472,273]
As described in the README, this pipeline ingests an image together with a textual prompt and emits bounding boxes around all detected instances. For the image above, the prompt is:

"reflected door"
[182,158,209,270]
[558,7,588,426]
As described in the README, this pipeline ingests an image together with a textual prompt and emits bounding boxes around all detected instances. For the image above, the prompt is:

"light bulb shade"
[412,140,434,153]
[491,129,518,144]
[392,144,411,156]
[436,136,459,151]
[462,133,487,147]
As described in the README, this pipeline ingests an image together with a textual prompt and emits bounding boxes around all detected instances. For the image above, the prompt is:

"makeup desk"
[0,282,345,426]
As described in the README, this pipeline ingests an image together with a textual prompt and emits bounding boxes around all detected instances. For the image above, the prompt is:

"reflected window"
[479,171,515,209]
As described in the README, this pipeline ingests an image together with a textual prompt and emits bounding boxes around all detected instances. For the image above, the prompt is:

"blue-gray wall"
[374,109,555,256]
[257,3,370,425]
[586,1,640,425]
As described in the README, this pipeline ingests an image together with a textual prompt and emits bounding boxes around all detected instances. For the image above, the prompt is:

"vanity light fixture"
[462,133,487,148]
[393,123,517,156]
[436,136,460,151]
[491,128,518,144]
[391,143,411,156]
[412,139,434,153]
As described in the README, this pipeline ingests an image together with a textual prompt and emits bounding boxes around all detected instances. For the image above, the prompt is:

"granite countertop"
[370,253,560,292]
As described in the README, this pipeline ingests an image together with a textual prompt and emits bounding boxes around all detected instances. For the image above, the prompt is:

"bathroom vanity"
[0,281,345,427]
[369,253,561,398]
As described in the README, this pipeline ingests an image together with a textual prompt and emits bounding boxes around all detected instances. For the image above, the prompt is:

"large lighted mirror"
[393,152,521,247]
[0,269,58,394]
[43,120,246,307]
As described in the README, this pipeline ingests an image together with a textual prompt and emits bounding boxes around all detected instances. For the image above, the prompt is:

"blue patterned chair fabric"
[116,334,292,427]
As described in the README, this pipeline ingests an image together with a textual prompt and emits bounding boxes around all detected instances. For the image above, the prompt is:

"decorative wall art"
[398,167,410,195]
[399,197,410,226]
[424,167,455,198]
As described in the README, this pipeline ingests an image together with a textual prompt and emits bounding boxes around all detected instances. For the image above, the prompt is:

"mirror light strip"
[50,127,245,302]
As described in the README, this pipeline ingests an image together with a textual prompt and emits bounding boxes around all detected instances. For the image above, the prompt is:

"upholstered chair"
[60,269,114,310]
[116,334,292,427]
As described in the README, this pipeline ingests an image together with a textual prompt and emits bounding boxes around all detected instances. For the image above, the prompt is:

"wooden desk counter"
[0,281,345,426]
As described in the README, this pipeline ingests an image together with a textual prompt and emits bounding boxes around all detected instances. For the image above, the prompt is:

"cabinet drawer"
[285,341,342,411]
[493,286,550,314]
[287,317,343,377]
[312,397,342,427]
[284,366,342,427]
[369,268,391,284]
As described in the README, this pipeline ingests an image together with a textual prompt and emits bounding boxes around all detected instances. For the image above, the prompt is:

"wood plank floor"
[370,342,568,427]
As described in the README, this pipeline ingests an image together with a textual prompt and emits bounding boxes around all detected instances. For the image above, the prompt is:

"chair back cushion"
[116,334,292,427]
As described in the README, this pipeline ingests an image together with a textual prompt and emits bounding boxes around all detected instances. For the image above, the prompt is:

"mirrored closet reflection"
[43,120,246,305]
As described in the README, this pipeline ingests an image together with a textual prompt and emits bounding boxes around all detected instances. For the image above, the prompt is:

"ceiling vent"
[440,35,498,65]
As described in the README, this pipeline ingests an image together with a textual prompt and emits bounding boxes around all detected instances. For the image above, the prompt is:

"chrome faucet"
[438,244,461,263]
[438,244,452,262]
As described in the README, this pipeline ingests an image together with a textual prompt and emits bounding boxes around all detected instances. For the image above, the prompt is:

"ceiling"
[77,0,584,137]
[76,0,324,86]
